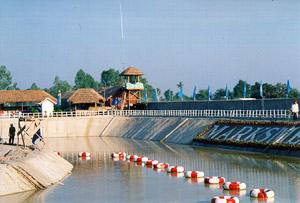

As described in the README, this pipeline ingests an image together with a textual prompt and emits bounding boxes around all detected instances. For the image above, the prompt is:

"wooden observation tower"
[120,67,144,109]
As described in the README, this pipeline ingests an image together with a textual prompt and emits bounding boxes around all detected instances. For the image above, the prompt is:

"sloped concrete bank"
[193,120,300,156]
[0,117,215,145]
[0,145,73,196]
[100,117,214,144]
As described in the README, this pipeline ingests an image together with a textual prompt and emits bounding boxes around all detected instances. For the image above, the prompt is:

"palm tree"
[177,81,184,89]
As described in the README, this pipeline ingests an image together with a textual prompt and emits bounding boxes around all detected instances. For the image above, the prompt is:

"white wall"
[41,100,54,116]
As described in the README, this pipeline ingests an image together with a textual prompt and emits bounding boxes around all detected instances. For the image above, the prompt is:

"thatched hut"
[62,88,105,111]
[0,90,57,116]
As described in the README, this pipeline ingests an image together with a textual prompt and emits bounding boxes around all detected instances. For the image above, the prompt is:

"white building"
[39,98,56,116]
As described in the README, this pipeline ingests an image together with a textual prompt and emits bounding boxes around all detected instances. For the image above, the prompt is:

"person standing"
[291,99,299,120]
[9,123,16,145]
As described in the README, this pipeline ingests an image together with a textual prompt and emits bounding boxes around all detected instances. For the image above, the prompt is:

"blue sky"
[0,0,299,94]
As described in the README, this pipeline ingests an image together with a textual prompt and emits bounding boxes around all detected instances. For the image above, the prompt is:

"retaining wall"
[194,121,300,155]
[0,116,214,145]
[199,123,300,145]
[1,116,300,149]
[101,117,214,144]
[0,117,113,143]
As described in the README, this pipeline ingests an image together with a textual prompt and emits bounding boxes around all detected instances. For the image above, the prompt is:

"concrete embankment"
[0,117,215,145]
[0,145,73,196]
[1,116,300,155]
[100,117,214,144]
[0,117,114,145]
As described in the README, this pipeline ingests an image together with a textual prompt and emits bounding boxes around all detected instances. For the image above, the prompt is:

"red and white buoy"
[185,171,204,178]
[167,166,185,173]
[136,156,148,163]
[223,182,246,190]
[211,196,239,203]
[145,160,159,166]
[128,154,138,161]
[118,152,126,157]
[204,176,225,184]
[153,162,169,169]
[78,152,91,157]
[250,188,275,199]
[111,152,126,158]
[111,153,119,158]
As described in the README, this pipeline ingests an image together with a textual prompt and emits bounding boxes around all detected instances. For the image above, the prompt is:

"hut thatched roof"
[0,90,57,104]
[65,88,105,104]
[120,67,143,76]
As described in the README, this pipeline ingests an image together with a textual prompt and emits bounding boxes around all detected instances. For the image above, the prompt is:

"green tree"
[140,77,154,101]
[233,80,250,98]
[250,82,261,99]
[274,83,287,98]
[74,69,98,89]
[28,83,40,90]
[164,89,174,101]
[49,76,72,96]
[196,89,208,100]
[100,68,123,87]
[0,65,17,90]
[289,88,300,98]
[213,88,228,100]
[263,83,277,98]
[251,82,292,99]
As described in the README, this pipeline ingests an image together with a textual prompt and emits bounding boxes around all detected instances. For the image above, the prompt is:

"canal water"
[1,137,300,203]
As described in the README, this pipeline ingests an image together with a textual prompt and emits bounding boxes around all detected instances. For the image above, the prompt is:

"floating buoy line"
[111,151,276,202]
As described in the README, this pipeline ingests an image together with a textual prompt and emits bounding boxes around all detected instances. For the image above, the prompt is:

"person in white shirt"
[291,99,299,120]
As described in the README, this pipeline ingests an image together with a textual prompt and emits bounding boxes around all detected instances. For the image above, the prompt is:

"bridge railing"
[0,109,291,120]
[104,109,290,119]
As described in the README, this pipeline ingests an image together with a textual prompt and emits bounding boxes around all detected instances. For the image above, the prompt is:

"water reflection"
[1,137,299,203]
[223,189,247,196]
[186,178,204,185]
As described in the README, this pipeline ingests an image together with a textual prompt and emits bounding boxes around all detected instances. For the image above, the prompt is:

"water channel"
[1,137,300,203]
